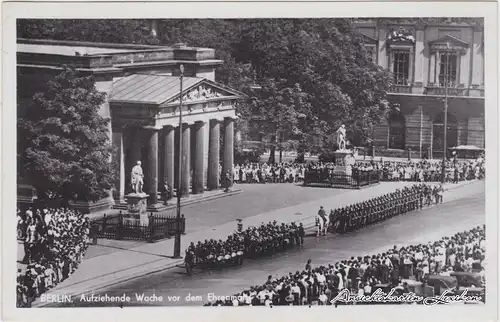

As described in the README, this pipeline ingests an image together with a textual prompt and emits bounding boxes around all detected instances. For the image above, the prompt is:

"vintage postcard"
[1,1,498,322]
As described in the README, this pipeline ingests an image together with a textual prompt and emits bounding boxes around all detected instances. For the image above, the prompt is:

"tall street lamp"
[173,64,184,259]
[441,45,450,184]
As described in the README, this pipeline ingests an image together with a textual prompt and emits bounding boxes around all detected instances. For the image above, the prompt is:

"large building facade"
[356,18,485,157]
[17,38,242,212]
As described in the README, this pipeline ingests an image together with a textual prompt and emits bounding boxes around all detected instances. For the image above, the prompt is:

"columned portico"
[223,117,235,188]
[145,127,160,206]
[207,118,221,190]
[109,74,242,211]
[192,121,206,194]
[111,125,126,203]
[181,123,192,197]
[163,126,175,200]
[129,128,143,173]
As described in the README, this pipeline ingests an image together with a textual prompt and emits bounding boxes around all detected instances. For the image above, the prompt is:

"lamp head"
[180,64,185,74]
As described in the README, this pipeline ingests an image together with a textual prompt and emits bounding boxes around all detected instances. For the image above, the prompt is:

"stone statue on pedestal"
[336,124,347,151]
[131,161,144,194]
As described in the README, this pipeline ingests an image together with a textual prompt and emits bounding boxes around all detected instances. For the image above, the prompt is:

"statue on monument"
[131,161,144,194]
[336,124,347,151]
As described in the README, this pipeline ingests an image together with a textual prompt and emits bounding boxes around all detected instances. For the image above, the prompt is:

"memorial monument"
[332,125,355,176]
[125,161,149,226]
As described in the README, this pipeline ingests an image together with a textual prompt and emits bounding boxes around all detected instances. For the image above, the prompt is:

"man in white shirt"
[448,252,456,267]
[257,289,268,304]
[363,283,372,295]
[318,292,328,305]
[336,271,344,289]
[317,272,326,286]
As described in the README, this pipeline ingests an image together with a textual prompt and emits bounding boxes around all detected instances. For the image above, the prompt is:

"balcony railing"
[388,83,484,98]
[424,85,469,97]
[388,84,412,93]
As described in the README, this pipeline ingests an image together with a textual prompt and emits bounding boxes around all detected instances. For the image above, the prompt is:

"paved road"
[85,183,346,259]
[51,183,484,307]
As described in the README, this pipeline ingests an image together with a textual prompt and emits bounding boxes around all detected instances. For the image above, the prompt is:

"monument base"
[331,165,352,176]
[332,149,354,176]
[125,193,150,226]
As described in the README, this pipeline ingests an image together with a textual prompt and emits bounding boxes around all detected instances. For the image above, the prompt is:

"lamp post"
[441,46,449,184]
[173,64,184,259]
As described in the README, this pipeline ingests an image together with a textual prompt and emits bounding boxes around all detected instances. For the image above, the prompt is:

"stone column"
[470,26,484,97]
[222,117,235,187]
[377,23,388,69]
[180,123,191,197]
[429,53,436,85]
[130,128,143,172]
[207,119,221,190]
[192,121,206,194]
[146,128,160,205]
[412,25,425,94]
[111,125,126,203]
[163,126,175,200]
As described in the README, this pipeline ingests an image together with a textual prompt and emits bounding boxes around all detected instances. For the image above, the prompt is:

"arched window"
[388,112,406,149]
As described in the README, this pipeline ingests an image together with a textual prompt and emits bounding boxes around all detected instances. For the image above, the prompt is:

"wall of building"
[403,106,423,151]
[373,118,388,147]
[467,117,485,148]
[357,21,483,90]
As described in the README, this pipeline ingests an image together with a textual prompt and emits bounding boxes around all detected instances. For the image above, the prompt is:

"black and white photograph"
[1,2,499,322]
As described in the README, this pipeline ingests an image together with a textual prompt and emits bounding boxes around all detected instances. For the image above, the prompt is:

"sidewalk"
[31,180,478,307]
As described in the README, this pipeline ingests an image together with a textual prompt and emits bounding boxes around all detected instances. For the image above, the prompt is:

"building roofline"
[18,38,218,53]
[17,38,167,50]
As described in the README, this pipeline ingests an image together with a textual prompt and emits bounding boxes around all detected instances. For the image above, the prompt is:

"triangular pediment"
[165,80,243,106]
[358,33,378,45]
[109,74,243,107]
[429,34,469,52]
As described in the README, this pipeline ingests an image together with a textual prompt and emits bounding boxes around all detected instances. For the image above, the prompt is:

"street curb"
[443,180,479,192]
[154,188,243,210]
[111,189,243,214]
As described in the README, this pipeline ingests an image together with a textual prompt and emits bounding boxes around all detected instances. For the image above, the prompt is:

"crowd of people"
[231,155,485,185]
[185,221,305,272]
[354,157,485,183]
[233,163,306,184]
[316,183,444,236]
[16,207,91,307]
[205,225,485,306]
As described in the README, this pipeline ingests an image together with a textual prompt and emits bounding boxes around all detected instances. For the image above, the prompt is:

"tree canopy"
[18,18,394,157]
[18,67,115,203]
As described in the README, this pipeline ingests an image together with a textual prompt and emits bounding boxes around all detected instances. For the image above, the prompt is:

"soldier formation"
[317,183,443,236]
[185,221,305,271]
[205,225,485,306]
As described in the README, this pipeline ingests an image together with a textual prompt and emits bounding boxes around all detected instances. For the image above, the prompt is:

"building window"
[391,50,411,85]
[388,112,405,149]
[438,52,459,87]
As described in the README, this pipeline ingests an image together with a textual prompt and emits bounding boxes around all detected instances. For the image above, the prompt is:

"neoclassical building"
[355,18,485,157]
[17,38,242,212]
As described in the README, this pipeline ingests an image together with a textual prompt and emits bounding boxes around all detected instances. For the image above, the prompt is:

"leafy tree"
[17,19,158,44]
[18,66,115,204]
[18,19,394,158]
[246,77,310,163]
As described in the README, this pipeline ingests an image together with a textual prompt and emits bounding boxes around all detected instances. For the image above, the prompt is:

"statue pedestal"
[333,150,354,176]
[125,193,150,226]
